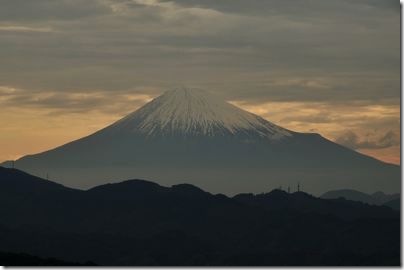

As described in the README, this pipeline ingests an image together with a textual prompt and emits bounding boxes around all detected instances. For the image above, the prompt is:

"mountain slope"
[321,189,400,206]
[0,168,399,266]
[0,251,96,266]
[109,88,291,138]
[4,88,400,195]
[383,198,400,211]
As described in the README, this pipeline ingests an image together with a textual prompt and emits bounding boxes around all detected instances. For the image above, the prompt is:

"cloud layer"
[0,0,399,99]
[0,0,400,164]
[336,130,399,150]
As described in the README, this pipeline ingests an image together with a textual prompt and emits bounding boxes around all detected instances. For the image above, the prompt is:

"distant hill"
[0,167,399,266]
[321,189,400,208]
[383,198,400,211]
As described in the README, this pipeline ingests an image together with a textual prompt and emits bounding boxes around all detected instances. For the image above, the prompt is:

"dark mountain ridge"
[321,189,400,206]
[0,167,399,266]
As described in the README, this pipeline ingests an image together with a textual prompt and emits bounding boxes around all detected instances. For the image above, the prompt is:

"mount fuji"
[4,88,400,195]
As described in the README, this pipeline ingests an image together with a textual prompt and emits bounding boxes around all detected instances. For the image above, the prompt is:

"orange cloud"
[231,100,400,165]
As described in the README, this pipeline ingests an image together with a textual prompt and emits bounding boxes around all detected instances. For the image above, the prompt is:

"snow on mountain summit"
[109,88,292,139]
[8,88,399,195]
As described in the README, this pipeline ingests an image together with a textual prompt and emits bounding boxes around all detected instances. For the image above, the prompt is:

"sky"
[0,0,400,164]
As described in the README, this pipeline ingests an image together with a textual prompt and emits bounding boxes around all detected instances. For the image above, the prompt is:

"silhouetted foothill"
[0,167,399,266]
[321,189,400,206]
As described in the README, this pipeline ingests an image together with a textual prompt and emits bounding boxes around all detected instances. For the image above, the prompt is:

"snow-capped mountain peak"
[110,88,292,139]
[8,88,399,195]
